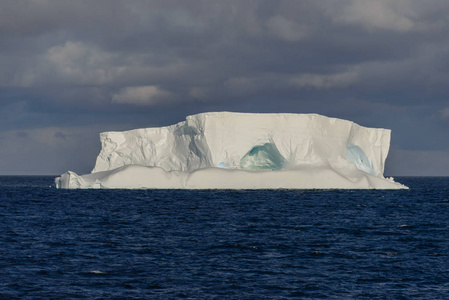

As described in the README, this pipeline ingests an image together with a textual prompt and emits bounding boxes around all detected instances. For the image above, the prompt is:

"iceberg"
[55,112,407,189]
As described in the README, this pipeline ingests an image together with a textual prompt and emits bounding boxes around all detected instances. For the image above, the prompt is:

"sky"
[1,0,449,176]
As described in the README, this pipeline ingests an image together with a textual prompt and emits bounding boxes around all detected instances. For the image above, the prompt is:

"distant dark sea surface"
[1,176,448,299]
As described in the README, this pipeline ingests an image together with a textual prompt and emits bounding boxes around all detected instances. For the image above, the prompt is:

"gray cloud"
[54,131,66,139]
[1,0,449,175]
[16,131,28,138]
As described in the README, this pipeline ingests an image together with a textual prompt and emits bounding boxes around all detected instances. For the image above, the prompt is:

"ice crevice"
[240,142,286,171]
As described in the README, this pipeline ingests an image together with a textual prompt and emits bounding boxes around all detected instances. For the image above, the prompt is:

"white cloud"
[111,85,172,105]
[290,70,358,89]
[46,41,118,85]
[0,41,120,88]
[266,15,307,41]
[189,87,207,100]
[440,107,449,120]
[325,0,416,32]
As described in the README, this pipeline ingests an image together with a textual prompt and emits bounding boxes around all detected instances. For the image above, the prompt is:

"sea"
[1,176,448,299]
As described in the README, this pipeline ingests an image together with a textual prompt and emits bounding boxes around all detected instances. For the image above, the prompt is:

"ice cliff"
[55,112,407,189]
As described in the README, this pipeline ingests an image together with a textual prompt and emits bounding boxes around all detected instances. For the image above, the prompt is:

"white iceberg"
[55,112,407,189]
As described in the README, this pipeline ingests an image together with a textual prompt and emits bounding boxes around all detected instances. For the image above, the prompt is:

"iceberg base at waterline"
[55,112,407,189]
[55,164,405,189]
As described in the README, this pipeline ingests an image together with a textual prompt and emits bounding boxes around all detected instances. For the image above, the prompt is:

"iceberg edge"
[55,112,408,189]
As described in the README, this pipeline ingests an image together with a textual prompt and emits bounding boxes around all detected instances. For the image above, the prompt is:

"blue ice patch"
[240,143,286,171]
[346,145,375,175]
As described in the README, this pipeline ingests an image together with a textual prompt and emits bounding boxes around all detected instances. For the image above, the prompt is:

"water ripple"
[0,176,449,298]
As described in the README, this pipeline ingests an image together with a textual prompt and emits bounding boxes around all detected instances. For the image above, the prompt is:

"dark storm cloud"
[1,0,449,175]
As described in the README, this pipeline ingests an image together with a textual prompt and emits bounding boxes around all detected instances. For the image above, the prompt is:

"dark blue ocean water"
[1,177,448,299]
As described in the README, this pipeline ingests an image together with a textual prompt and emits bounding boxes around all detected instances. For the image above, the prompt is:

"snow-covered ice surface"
[55,112,407,189]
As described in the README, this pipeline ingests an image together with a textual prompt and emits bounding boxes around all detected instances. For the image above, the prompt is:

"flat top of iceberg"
[106,111,387,133]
